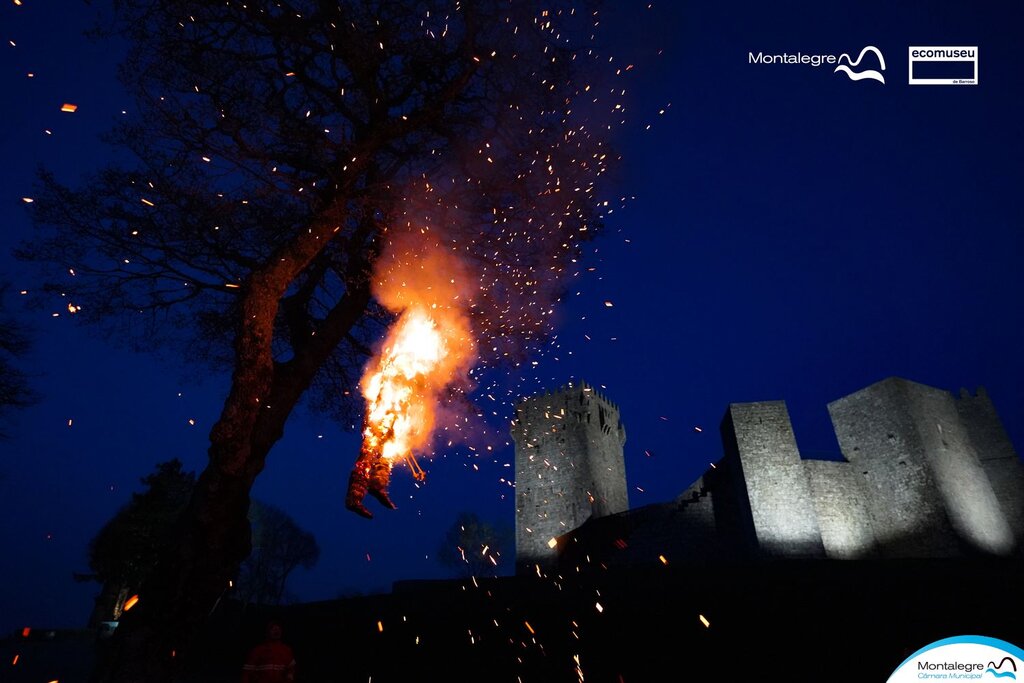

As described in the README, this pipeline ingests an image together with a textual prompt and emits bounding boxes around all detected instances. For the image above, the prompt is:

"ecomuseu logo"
[987,656,1018,679]
[834,45,886,83]
[888,636,1024,682]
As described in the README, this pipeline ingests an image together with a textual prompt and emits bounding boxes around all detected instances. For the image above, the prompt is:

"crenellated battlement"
[513,380,626,446]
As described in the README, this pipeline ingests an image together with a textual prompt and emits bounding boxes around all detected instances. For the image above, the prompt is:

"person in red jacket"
[241,619,296,683]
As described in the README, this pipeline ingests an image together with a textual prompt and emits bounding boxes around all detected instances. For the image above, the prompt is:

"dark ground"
[3,557,1021,682]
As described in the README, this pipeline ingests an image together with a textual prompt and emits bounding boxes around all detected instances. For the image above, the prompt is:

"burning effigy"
[346,235,476,518]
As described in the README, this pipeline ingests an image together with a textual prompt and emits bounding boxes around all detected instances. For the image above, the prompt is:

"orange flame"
[359,237,476,478]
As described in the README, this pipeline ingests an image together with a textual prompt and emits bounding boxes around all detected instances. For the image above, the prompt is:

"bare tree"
[236,501,320,606]
[21,1,612,678]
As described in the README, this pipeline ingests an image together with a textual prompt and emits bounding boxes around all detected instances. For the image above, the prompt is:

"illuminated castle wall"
[514,377,1024,574]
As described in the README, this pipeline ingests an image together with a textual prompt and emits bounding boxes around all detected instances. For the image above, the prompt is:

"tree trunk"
[91,237,374,680]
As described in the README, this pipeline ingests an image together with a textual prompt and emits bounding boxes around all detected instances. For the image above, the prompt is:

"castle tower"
[828,378,1016,557]
[513,381,628,574]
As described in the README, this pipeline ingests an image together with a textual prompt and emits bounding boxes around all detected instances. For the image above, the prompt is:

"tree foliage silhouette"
[85,461,318,619]
[89,460,196,592]
[83,459,195,625]
[437,511,512,577]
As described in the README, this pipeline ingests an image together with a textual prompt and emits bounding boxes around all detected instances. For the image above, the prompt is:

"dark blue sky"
[2,1,1022,635]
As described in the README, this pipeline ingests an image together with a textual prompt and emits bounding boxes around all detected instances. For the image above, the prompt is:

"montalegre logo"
[887,636,1022,681]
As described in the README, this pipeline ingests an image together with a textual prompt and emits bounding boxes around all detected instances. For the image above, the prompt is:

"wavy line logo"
[988,656,1018,679]
[834,45,886,84]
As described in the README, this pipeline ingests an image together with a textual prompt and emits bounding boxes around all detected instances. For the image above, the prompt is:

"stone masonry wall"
[803,460,877,559]
[902,381,1015,555]
[828,378,961,557]
[720,402,825,558]
[513,381,628,574]
[957,387,1024,550]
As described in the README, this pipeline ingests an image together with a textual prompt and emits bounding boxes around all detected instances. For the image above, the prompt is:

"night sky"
[2,1,1022,637]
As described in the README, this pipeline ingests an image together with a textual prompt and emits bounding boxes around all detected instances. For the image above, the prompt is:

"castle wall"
[623,479,731,565]
[828,379,957,556]
[704,437,758,555]
[513,382,628,574]
[827,378,1016,557]
[957,388,1024,550]
[902,383,1015,554]
[719,402,825,558]
[518,376,1021,572]
[803,460,876,559]
[555,474,746,572]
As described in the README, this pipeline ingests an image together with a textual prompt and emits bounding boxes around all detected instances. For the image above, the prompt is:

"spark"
[60,103,77,113]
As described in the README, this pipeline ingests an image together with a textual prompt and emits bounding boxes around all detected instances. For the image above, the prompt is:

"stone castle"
[513,377,1024,574]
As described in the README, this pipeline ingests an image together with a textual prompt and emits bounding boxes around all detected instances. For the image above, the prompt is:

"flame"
[359,237,476,478]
